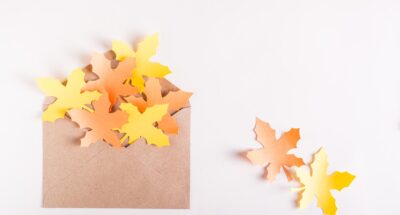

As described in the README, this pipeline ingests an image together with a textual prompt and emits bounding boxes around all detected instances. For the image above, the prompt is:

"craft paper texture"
[42,80,190,208]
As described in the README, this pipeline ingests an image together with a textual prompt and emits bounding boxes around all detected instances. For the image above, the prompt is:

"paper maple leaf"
[125,78,192,134]
[294,148,355,215]
[69,95,128,147]
[246,118,304,181]
[112,33,171,92]
[82,53,137,106]
[36,68,101,122]
[119,103,170,147]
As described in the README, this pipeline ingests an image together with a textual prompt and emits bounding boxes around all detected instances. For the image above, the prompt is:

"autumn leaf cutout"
[246,118,304,181]
[112,33,171,92]
[119,103,170,147]
[83,53,137,105]
[37,34,191,149]
[69,95,128,147]
[36,69,101,122]
[294,149,355,215]
[126,78,192,134]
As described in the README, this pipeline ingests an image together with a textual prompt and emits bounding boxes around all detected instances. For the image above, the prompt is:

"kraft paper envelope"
[42,79,190,208]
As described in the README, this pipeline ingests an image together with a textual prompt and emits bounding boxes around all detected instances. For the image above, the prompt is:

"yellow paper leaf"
[36,68,101,122]
[295,148,355,215]
[119,103,170,147]
[112,40,135,61]
[125,78,192,134]
[112,33,171,92]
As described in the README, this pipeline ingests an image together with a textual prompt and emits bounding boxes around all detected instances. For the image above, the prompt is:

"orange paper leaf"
[125,78,192,134]
[83,53,138,106]
[69,95,128,147]
[246,118,304,181]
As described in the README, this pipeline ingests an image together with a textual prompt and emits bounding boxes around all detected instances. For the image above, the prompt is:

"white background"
[0,0,399,214]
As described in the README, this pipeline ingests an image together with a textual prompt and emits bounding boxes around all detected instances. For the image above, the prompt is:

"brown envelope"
[42,79,190,208]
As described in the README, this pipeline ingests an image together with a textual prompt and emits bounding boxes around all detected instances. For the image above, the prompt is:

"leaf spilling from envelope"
[36,68,102,122]
[112,33,171,92]
[37,34,192,148]
[125,78,192,134]
[244,118,355,215]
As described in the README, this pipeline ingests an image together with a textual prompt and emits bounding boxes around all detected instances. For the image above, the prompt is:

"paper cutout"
[69,95,128,147]
[126,78,192,134]
[37,34,192,150]
[242,118,355,214]
[82,53,137,105]
[246,118,304,181]
[119,103,170,147]
[36,68,101,122]
[112,41,135,61]
[294,149,355,215]
[112,33,171,92]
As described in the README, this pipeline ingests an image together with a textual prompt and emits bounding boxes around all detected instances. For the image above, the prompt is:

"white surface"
[0,0,399,214]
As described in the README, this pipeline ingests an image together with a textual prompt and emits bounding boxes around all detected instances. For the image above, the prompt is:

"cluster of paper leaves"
[245,118,355,215]
[37,33,192,148]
